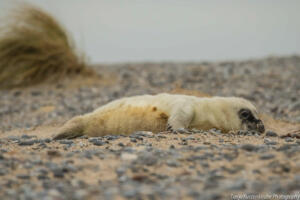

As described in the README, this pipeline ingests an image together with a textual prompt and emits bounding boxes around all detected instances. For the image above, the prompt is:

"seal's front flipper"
[167,101,195,132]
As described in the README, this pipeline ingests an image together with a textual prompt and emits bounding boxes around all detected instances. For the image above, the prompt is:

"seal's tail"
[53,116,84,140]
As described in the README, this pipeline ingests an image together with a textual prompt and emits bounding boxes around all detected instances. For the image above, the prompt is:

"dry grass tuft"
[0,4,93,88]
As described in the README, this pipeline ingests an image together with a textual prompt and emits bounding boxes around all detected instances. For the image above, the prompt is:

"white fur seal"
[53,93,265,139]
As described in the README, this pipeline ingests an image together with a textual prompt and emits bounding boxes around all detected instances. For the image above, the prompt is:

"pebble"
[59,140,73,145]
[265,131,278,137]
[0,168,8,176]
[251,181,265,192]
[285,137,294,142]
[105,135,119,140]
[259,154,275,160]
[166,160,180,167]
[130,138,137,143]
[222,165,244,174]
[277,144,296,151]
[51,168,65,178]
[17,174,30,179]
[240,144,258,152]
[118,142,125,147]
[138,152,158,166]
[132,131,154,138]
[116,166,127,176]
[18,140,36,146]
[47,150,61,157]
[21,134,35,139]
[223,151,239,161]
[225,179,246,190]
[121,153,137,161]
[264,138,277,145]
[91,140,105,146]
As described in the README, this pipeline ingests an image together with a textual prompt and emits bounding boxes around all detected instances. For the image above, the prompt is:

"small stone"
[264,138,277,145]
[92,141,105,146]
[17,174,30,179]
[18,140,36,146]
[270,182,286,193]
[31,91,42,96]
[266,131,278,137]
[105,135,119,140]
[129,134,143,140]
[88,137,102,142]
[121,153,137,161]
[268,161,290,173]
[285,137,294,142]
[116,166,127,176]
[122,189,138,198]
[74,189,88,199]
[138,152,158,166]
[52,168,65,178]
[222,165,244,174]
[47,150,61,157]
[180,141,188,145]
[166,160,180,167]
[0,168,8,176]
[7,136,20,141]
[130,138,137,143]
[43,138,52,143]
[277,144,296,151]
[287,175,300,191]
[252,169,261,174]
[133,131,154,137]
[78,135,89,139]
[289,101,300,111]
[240,144,258,152]
[223,151,239,161]
[37,175,49,180]
[14,91,22,96]
[157,134,167,139]
[226,179,246,190]
[21,134,35,139]
[251,181,265,192]
[37,168,48,175]
[259,154,275,160]
[59,140,73,145]
[118,142,125,147]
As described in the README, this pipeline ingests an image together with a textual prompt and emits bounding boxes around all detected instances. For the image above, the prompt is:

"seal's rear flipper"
[53,116,84,140]
[53,130,84,140]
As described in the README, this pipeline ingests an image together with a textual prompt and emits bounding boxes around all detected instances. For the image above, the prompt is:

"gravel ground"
[1,55,300,199]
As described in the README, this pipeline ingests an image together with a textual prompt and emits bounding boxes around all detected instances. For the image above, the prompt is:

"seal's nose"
[257,120,265,133]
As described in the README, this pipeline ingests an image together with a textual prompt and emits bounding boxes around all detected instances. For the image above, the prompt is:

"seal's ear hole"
[239,109,250,119]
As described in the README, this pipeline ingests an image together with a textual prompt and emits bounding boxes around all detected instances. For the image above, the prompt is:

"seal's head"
[238,107,265,133]
[230,97,265,133]
[194,96,265,133]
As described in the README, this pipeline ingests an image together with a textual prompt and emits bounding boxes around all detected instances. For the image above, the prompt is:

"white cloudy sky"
[1,0,300,63]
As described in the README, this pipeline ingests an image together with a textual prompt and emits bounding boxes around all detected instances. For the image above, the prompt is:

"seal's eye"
[239,109,251,119]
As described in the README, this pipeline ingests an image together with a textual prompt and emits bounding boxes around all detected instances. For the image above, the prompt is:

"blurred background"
[1,0,300,63]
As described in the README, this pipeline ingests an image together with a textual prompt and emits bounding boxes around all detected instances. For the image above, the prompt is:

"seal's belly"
[85,105,169,136]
